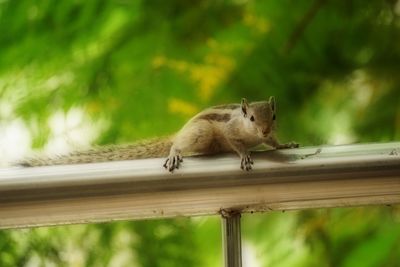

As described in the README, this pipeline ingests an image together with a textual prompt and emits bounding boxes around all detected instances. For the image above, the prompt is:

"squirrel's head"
[241,97,276,138]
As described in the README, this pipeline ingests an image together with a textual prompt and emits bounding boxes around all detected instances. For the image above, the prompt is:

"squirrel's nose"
[262,128,269,136]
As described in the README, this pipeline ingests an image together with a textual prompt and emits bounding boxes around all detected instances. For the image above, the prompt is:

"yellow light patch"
[152,50,235,102]
[168,98,199,116]
[190,65,225,101]
[168,59,189,72]
[152,56,167,69]
[243,12,270,34]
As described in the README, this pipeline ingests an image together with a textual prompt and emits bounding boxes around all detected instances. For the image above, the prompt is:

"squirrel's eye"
[250,116,255,122]
[272,114,276,120]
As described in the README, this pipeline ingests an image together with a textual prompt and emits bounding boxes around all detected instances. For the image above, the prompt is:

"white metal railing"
[1,142,400,267]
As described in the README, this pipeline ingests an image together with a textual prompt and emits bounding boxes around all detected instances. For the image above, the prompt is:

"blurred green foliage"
[1,0,399,266]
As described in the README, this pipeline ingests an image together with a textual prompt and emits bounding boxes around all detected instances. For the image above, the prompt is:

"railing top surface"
[0,142,399,229]
[1,142,399,190]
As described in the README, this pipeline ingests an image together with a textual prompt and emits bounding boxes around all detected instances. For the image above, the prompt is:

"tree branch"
[284,0,328,54]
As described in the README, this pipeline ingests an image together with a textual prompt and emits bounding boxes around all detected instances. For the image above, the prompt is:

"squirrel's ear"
[241,98,249,117]
[269,96,276,112]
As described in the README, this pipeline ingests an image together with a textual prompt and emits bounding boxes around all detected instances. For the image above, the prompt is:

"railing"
[1,142,400,267]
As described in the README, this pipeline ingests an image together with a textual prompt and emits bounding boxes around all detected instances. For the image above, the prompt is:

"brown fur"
[19,137,172,167]
[19,98,298,170]
[196,113,231,122]
[212,104,240,110]
[164,97,298,171]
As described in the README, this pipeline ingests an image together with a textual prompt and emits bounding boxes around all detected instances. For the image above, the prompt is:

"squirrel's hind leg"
[163,151,183,172]
[164,120,213,172]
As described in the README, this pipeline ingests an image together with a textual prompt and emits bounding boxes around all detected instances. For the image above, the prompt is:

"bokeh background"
[1,0,399,266]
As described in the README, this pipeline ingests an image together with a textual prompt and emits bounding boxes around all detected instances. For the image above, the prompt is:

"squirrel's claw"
[277,142,299,149]
[163,154,183,172]
[240,154,253,171]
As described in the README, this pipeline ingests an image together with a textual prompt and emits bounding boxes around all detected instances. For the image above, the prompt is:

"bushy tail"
[19,137,173,167]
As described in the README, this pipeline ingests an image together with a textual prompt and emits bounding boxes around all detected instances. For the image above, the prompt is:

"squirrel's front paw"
[163,154,183,172]
[240,154,253,171]
[278,142,299,149]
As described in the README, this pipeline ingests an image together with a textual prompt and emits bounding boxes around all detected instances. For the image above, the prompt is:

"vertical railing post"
[221,210,242,267]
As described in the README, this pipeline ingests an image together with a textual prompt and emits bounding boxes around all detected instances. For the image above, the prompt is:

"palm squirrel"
[20,97,299,171]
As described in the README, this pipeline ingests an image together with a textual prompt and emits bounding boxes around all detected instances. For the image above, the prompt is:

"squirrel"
[20,97,299,171]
